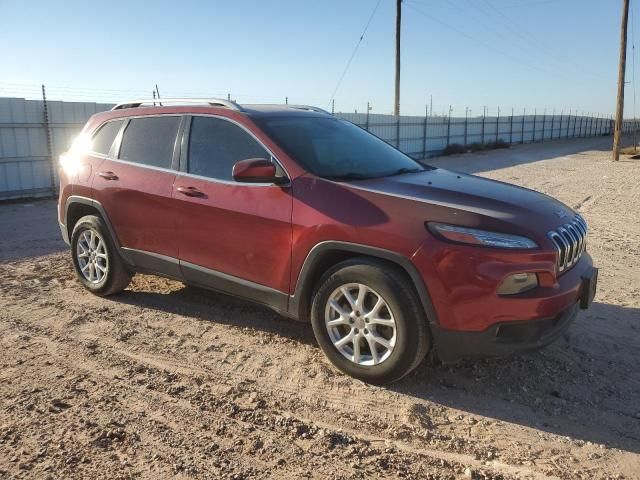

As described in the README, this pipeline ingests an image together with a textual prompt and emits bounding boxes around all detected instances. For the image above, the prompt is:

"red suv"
[58,99,598,384]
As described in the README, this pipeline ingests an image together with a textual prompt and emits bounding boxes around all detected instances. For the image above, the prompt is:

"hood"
[345,168,575,234]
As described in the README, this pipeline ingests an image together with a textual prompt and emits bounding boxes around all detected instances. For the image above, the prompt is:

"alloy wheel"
[76,228,109,284]
[324,283,397,366]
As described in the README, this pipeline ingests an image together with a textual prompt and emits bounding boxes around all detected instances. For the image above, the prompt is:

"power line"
[404,2,572,80]
[326,0,383,109]
[474,0,608,81]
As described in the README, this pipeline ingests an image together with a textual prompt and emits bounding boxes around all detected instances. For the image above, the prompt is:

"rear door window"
[119,116,181,169]
[92,120,124,156]
[188,116,269,181]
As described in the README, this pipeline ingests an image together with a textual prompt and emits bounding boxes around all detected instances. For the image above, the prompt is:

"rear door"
[173,115,293,308]
[92,115,184,276]
[69,119,125,203]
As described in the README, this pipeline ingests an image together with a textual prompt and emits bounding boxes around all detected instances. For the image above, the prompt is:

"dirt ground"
[0,136,639,480]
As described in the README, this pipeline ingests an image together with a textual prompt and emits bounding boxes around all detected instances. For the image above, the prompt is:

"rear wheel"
[311,258,430,384]
[70,215,132,296]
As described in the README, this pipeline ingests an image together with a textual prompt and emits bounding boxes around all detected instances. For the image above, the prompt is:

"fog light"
[497,273,538,295]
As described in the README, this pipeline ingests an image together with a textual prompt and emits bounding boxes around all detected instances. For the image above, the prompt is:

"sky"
[0,0,633,117]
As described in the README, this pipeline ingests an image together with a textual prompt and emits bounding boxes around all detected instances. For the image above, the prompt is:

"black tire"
[310,257,431,384]
[70,215,132,296]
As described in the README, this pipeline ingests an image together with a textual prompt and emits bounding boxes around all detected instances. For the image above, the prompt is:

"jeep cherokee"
[58,98,598,384]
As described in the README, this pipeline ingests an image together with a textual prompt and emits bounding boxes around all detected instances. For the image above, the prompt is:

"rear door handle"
[176,186,206,197]
[98,171,118,180]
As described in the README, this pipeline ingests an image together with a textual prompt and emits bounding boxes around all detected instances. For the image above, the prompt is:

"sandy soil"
[0,136,639,479]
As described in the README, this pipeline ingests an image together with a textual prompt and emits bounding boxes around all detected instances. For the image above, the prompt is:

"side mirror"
[232,158,287,184]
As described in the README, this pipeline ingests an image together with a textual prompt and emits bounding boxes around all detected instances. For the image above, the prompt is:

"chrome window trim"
[88,112,291,186]
[179,113,291,187]
[102,156,178,175]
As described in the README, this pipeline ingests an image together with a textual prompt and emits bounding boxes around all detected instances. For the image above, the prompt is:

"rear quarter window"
[91,120,124,156]
[118,116,181,169]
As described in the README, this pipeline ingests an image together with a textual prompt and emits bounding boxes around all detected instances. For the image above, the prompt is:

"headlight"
[427,222,538,249]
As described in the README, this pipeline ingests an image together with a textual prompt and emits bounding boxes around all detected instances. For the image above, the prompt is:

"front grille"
[547,214,588,274]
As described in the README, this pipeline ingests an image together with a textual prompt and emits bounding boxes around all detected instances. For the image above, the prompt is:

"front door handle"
[98,171,118,180]
[176,186,206,197]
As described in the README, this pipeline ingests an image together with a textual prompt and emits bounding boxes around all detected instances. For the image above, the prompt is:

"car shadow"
[115,283,317,346]
[393,301,640,454]
[113,284,640,454]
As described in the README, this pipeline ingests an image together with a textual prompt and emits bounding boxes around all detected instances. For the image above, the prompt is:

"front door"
[173,115,293,309]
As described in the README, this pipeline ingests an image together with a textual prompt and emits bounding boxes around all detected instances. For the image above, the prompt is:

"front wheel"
[310,258,431,384]
[70,215,132,296]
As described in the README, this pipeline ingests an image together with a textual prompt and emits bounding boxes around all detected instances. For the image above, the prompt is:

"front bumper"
[431,301,579,363]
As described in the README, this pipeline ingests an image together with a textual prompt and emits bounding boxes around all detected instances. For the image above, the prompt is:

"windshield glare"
[255,116,424,179]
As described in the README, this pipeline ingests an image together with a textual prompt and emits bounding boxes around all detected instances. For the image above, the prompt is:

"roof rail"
[111,98,243,111]
[288,105,331,115]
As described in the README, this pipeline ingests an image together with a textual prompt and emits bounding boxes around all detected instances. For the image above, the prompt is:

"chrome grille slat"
[547,215,588,274]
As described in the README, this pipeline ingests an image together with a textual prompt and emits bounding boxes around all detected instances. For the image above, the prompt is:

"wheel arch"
[289,241,439,326]
[64,196,133,264]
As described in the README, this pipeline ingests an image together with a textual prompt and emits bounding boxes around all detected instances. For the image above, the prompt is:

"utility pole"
[613,0,630,160]
[394,0,401,116]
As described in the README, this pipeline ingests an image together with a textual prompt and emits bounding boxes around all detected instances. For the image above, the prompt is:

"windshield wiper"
[323,172,372,181]
[383,167,424,177]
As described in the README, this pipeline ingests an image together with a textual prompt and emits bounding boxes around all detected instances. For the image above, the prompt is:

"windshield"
[255,116,425,179]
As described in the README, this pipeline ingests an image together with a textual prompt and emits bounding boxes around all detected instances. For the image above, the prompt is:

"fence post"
[496,107,500,142]
[464,107,468,145]
[550,110,555,139]
[41,84,56,195]
[541,109,546,142]
[521,108,526,144]
[573,113,578,137]
[566,110,571,138]
[532,109,537,142]
[509,107,514,144]
[481,106,486,144]
[446,105,452,146]
[579,113,584,137]
[422,103,428,158]
[557,110,562,139]
[396,114,400,148]
[331,99,335,115]
[365,102,370,131]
